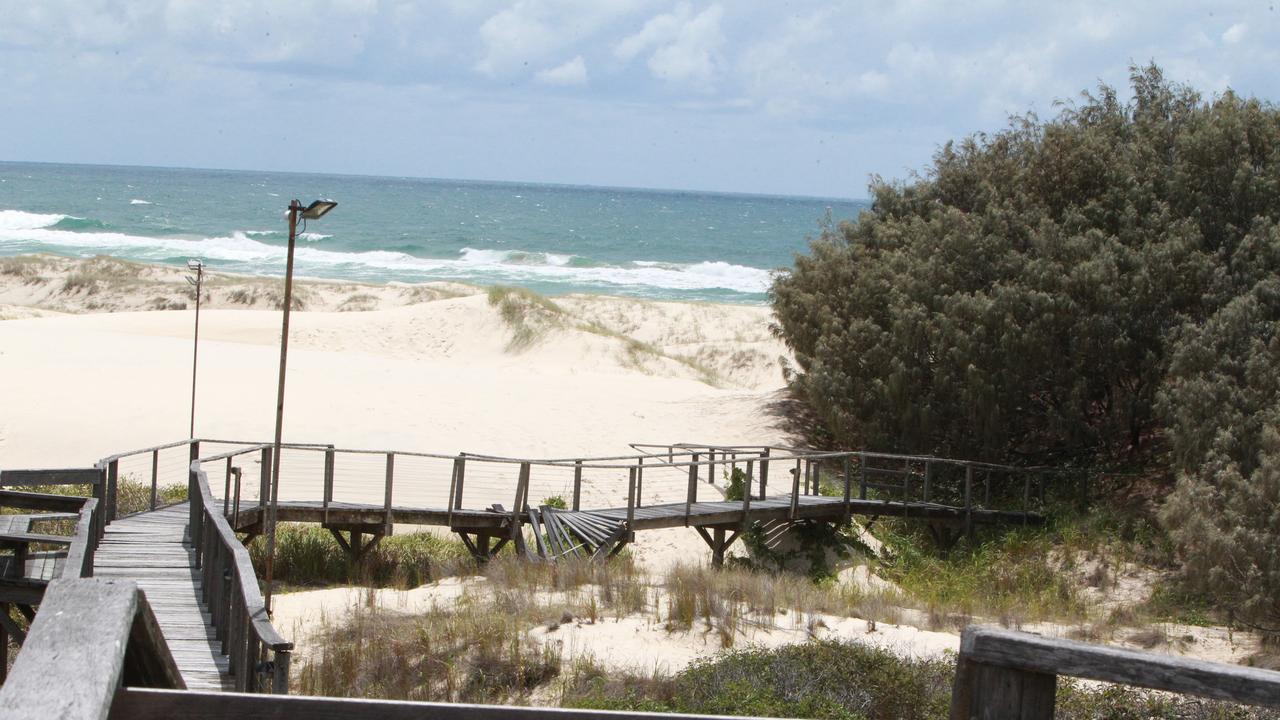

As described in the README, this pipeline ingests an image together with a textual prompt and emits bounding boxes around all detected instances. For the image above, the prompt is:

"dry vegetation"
[0,253,481,314]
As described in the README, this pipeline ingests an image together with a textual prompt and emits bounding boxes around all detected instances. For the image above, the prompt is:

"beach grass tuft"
[487,285,564,350]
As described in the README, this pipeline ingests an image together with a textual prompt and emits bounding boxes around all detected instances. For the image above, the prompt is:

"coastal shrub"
[1158,279,1280,631]
[771,64,1280,465]
[565,643,1280,720]
[541,495,568,510]
[769,64,1280,625]
[564,640,953,720]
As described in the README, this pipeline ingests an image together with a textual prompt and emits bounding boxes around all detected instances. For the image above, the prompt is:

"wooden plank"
[112,688,777,720]
[959,625,1280,708]
[0,469,100,487]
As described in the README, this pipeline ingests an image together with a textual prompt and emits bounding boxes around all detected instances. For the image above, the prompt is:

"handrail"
[190,458,292,693]
[949,625,1280,718]
[0,578,184,720]
[0,488,99,580]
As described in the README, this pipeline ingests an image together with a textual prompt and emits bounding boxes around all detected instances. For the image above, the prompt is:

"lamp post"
[264,198,337,614]
[185,260,204,439]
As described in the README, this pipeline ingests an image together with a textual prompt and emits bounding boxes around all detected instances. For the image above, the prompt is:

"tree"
[771,65,1280,626]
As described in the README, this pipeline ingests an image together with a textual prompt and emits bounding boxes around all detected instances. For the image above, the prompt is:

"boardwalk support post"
[695,525,740,567]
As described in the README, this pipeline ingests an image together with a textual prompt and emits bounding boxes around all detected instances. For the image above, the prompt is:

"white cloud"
[615,3,725,89]
[474,0,648,77]
[536,55,588,85]
[1222,22,1248,44]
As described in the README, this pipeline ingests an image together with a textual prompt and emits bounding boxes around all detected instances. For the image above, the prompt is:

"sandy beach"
[0,254,790,466]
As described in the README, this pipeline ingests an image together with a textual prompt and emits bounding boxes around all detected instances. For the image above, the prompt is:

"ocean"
[0,162,866,304]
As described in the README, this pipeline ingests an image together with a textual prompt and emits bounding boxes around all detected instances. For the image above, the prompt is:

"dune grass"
[487,285,565,350]
[246,524,472,590]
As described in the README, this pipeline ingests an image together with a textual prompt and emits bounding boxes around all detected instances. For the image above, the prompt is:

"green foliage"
[565,641,1280,720]
[542,495,568,510]
[741,519,869,582]
[565,640,953,720]
[770,64,1280,626]
[724,467,747,501]
[1159,280,1280,630]
[771,64,1280,466]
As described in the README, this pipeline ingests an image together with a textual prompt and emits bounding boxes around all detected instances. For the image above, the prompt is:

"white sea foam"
[0,213,771,295]
[129,199,153,205]
[298,232,332,242]
[0,210,67,231]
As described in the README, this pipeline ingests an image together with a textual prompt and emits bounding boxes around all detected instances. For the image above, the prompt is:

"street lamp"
[185,260,204,439]
[264,198,337,614]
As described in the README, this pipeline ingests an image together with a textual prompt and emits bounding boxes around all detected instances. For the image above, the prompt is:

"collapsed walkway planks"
[91,504,229,691]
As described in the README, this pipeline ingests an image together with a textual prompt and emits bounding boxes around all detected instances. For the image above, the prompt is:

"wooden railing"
[950,625,1280,718]
[189,453,293,693]
[0,578,184,719]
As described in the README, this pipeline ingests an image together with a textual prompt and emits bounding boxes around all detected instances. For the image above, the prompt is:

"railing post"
[626,467,637,537]
[948,653,1056,720]
[272,650,291,694]
[842,454,852,524]
[107,460,119,522]
[924,462,933,503]
[150,449,159,512]
[572,460,582,512]
[685,454,699,525]
[446,456,460,527]
[790,458,801,520]
[740,459,753,529]
[758,448,770,499]
[454,455,466,511]
[259,447,272,514]
[964,465,974,542]
[859,453,867,500]
[232,467,242,527]
[94,465,107,541]
[510,462,530,545]
[188,467,199,550]
[323,445,335,524]
[223,457,233,517]
[383,452,395,535]
[636,456,644,508]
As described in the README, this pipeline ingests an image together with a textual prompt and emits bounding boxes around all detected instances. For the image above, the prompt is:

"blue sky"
[0,1,1275,198]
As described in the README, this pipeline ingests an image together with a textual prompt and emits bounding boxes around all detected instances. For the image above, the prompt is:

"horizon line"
[0,158,871,206]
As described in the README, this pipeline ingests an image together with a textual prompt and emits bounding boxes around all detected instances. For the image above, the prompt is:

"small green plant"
[542,495,568,510]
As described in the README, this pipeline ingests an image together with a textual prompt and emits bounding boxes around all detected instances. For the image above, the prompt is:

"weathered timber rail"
[0,439,297,693]
[191,438,1070,565]
[950,624,1280,718]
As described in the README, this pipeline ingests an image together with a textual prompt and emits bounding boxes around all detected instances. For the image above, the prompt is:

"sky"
[0,1,1276,199]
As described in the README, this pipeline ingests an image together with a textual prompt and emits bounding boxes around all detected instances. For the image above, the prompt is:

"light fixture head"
[187,259,204,271]
[300,199,338,220]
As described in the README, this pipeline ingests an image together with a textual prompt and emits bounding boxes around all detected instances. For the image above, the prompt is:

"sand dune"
[0,254,790,479]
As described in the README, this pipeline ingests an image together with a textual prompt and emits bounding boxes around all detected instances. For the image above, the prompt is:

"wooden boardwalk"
[92,504,229,691]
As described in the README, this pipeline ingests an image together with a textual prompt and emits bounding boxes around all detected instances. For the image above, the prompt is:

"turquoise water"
[0,162,866,303]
